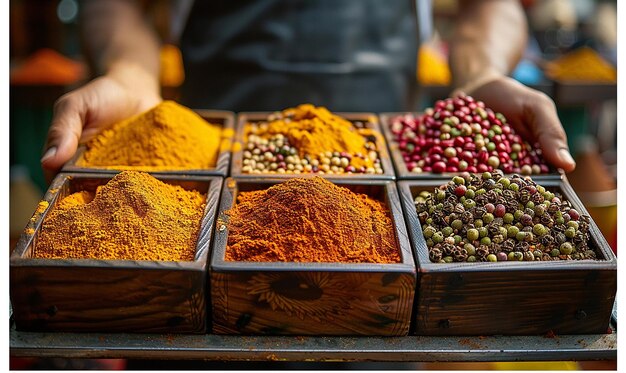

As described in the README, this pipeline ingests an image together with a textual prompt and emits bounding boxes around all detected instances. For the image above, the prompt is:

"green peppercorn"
[534,204,546,216]
[513,210,524,221]
[568,221,579,230]
[474,219,484,228]
[507,252,517,261]
[524,251,535,261]
[475,188,486,195]
[467,228,479,241]
[508,183,520,192]
[508,225,520,238]
[480,236,492,246]
[432,232,444,243]
[555,216,565,225]
[426,218,433,225]
[442,226,454,237]
[526,201,535,209]
[537,185,546,194]
[426,239,434,247]
[478,227,488,238]
[452,176,465,185]
[482,172,492,180]
[533,224,548,236]
[465,189,475,199]
[451,219,463,230]
[503,213,514,224]
[464,243,476,255]
[565,227,576,238]
[423,225,436,238]
[467,255,477,262]
[499,226,509,238]
[454,235,462,245]
[550,248,561,257]
[497,177,511,188]
[487,254,498,262]
[443,256,454,263]
[464,199,476,209]
[483,213,495,224]
[516,231,527,241]
[513,252,524,261]
[560,242,574,255]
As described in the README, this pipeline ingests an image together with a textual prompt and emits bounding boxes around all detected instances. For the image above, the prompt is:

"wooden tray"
[10,172,223,333]
[379,112,563,182]
[210,177,415,336]
[398,177,617,336]
[62,109,235,177]
[230,112,396,180]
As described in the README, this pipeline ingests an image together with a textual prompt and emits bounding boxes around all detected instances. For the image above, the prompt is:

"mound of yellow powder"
[262,105,372,153]
[34,171,206,261]
[546,46,617,83]
[78,100,222,170]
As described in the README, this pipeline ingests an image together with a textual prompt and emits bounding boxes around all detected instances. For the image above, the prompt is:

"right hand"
[41,74,161,182]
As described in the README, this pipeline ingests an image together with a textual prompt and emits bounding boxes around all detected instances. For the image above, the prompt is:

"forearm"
[449,0,527,92]
[80,0,161,96]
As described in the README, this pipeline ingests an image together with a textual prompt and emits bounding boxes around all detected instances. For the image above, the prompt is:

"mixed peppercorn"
[415,170,596,263]
[389,94,549,175]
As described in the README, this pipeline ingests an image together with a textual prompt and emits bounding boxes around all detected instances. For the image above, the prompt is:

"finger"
[524,93,576,173]
[41,95,85,179]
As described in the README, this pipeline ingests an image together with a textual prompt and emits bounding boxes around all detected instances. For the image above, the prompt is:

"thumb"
[41,95,85,180]
[525,94,576,173]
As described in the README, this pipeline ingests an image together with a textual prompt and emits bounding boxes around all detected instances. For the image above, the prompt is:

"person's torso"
[180,0,418,112]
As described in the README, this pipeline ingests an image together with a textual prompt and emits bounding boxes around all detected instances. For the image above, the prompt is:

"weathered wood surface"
[210,178,416,336]
[10,173,223,334]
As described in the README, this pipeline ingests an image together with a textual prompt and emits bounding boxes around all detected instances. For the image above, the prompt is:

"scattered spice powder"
[225,177,400,263]
[78,100,222,170]
[34,171,206,261]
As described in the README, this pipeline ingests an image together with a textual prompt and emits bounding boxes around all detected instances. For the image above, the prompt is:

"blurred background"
[9,0,617,370]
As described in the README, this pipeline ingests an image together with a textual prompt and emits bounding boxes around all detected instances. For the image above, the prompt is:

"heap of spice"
[78,100,222,170]
[389,94,548,175]
[242,104,384,175]
[545,46,617,83]
[225,177,400,263]
[415,170,596,263]
[33,171,206,261]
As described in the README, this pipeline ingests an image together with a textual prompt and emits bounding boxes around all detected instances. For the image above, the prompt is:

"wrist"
[451,68,503,97]
[107,62,161,103]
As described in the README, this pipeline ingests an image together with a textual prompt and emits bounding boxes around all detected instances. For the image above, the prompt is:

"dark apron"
[180,0,418,112]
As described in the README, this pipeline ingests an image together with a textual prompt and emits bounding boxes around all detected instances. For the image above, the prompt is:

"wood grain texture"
[210,178,416,336]
[10,173,223,334]
[397,179,617,336]
[211,271,414,336]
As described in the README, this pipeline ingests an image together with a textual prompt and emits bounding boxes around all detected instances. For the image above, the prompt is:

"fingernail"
[558,148,575,165]
[41,146,57,163]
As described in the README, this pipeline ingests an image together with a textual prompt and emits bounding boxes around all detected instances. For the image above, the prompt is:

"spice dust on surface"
[34,171,206,261]
[225,177,400,263]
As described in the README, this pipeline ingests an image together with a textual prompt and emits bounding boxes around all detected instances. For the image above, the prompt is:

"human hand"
[452,75,576,173]
[41,73,161,182]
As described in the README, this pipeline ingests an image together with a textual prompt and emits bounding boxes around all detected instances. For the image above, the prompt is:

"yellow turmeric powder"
[34,171,206,261]
[545,47,617,83]
[78,101,222,170]
[225,177,400,263]
[244,104,383,173]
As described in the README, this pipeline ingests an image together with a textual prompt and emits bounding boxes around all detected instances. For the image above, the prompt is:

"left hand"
[453,75,576,173]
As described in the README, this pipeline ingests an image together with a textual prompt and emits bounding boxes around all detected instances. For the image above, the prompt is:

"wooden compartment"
[210,177,415,336]
[62,109,235,177]
[379,112,563,182]
[10,173,223,333]
[398,178,617,336]
[230,112,396,180]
